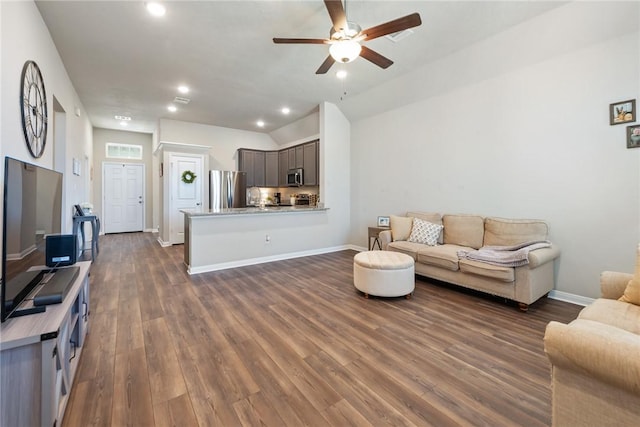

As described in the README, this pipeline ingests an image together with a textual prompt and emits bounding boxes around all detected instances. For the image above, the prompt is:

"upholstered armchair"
[544,269,640,426]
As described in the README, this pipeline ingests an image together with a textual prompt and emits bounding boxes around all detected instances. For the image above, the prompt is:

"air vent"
[173,96,191,104]
[385,29,414,43]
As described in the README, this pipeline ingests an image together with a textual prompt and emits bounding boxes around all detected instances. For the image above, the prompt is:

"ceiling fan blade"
[362,13,422,41]
[315,55,336,74]
[360,46,393,69]
[324,0,346,31]
[273,38,328,44]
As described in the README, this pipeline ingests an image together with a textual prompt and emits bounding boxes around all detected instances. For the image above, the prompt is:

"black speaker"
[45,234,77,267]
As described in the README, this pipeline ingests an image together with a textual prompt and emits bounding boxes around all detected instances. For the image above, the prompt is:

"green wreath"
[181,170,196,184]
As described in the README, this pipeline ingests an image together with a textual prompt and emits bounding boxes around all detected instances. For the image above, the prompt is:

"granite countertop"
[181,205,328,217]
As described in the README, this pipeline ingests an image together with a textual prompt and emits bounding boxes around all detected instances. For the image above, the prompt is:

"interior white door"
[103,163,144,233]
[170,155,203,244]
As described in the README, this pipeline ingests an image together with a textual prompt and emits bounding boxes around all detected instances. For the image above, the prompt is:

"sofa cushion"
[458,259,515,282]
[407,211,442,225]
[408,218,443,246]
[619,243,640,306]
[483,217,548,246]
[407,211,443,244]
[417,244,471,271]
[390,215,413,241]
[578,298,640,334]
[620,278,640,306]
[387,240,426,260]
[442,214,485,249]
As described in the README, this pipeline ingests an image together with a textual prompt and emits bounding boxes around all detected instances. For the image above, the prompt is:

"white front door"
[103,163,144,233]
[170,155,203,244]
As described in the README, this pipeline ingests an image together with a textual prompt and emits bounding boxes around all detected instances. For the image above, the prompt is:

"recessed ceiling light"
[114,115,131,121]
[336,70,348,79]
[281,107,290,115]
[146,2,166,17]
[168,105,177,112]
[120,121,128,127]
[178,85,189,94]
[256,120,265,128]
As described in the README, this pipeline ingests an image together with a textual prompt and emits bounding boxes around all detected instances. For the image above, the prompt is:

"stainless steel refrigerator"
[209,170,247,209]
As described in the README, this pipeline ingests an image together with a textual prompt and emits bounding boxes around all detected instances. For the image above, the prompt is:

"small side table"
[73,214,100,261]
[368,226,390,250]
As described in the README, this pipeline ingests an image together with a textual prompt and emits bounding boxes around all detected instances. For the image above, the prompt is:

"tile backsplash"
[247,186,319,205]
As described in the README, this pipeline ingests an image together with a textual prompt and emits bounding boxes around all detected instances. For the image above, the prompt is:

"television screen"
[2,157,63,322]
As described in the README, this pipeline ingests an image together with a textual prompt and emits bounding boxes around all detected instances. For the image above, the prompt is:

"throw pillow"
[407,218,443,246]
[619,243,640,305]
[390,215,413,242]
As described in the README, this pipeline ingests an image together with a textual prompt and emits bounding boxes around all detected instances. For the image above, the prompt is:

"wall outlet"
[265,234,271,244]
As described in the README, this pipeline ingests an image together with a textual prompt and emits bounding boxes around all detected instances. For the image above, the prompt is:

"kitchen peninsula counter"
[181,206,332,274]
[182,205,328,217]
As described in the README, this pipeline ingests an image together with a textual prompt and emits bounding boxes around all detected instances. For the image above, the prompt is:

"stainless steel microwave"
[287,168,303,186]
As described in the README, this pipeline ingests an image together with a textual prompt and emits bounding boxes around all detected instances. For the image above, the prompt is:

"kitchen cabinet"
[295,145,304,168]
[239,140,319,188]
[238,149,265,187]
[288,148,296,170]
[238,149,254,186]
[265,151,279,187]
[278,150,288,186]
[254,151,265,187]
[303,141,318,186]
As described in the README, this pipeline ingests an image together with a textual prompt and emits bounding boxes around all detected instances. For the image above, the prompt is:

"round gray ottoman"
[353,251,415,298]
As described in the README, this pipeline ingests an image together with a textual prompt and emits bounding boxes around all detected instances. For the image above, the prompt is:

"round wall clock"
[20,60,48,158]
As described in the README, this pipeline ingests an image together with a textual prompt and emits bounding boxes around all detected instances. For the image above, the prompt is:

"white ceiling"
[35,1,565,135]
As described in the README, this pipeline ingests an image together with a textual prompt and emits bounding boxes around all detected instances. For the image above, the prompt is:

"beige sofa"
[378,212,560,310]
[544,271,640,426]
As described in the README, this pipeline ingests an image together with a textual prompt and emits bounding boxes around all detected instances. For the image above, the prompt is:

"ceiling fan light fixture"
[329,40,361,63]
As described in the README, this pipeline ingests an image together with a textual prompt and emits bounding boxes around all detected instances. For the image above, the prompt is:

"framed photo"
[610,99,635,125]
[377,216,390,227]
[627,125,640,149]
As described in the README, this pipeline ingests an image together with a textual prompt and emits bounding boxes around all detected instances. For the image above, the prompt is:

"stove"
[294,194,310,206]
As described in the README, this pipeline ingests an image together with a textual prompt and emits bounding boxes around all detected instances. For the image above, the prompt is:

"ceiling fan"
[273,0,422,74]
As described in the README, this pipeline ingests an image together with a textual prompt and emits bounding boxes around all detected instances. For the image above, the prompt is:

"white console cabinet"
[0,261,91,427]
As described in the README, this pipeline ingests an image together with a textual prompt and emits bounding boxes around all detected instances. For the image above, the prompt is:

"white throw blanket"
[457,240,552,267]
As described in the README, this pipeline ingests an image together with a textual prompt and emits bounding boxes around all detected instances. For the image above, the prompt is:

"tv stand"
[0,261,91,427]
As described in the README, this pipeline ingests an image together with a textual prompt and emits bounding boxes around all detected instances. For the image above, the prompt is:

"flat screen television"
[1,157,64,322]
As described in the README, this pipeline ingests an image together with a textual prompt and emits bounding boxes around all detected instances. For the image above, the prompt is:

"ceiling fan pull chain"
[339,65,348,101]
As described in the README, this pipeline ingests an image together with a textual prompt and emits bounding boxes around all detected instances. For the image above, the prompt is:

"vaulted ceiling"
[36,1,565,134]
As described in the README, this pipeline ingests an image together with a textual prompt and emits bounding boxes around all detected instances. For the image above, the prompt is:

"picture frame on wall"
[609,99,635,125]
[627,125,640,149]
[377,216,390,227]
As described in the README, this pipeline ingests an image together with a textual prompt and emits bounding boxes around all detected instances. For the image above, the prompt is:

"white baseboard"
[548,290,594,306]
[144,228,159,233]
[187,245,354,275]
[157,237,171,247]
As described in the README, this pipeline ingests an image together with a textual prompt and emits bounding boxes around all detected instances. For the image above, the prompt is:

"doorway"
[103,162,144,233]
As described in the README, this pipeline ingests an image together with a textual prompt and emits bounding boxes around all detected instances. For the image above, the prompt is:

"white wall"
[157,118,278,171]
[269,111,320,146]
[350,3,640,299]
[0,1,93,240]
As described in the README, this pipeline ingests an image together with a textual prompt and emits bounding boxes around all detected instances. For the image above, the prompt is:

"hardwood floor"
[63,232,581,427]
